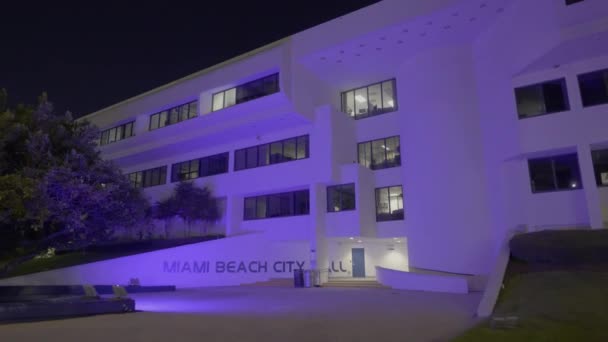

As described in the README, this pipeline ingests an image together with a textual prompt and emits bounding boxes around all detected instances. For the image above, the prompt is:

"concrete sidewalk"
[0,287,481,342]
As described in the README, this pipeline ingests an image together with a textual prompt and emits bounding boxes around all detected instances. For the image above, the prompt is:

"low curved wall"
[375,266,468,294]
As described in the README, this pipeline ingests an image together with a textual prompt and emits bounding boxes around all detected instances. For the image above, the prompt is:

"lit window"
[212,74,279,111]
[243,190,309,220]
[375,186,404,221]
[358,136,401,170]
[148,101,198,131]
[234,135,309,171]
[100,121,134,146]
[327,184,356,212]
[341,79,397,119]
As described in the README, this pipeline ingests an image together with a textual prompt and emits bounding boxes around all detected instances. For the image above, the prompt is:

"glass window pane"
[358,142,371,168]
[376,188,389,219]
[297,136,308,159]
[124,122,133,138]
[592,149,608,186]
[342,184,356,210]
[150,114,159,130]
[515,85,544,118]
[279,192,293,216]
[189,101,198,118]
[283,138,296,161]
[389,186,404,218]
[101,130,110,145]
[235,149,246,171]
[382,80,396,110]
[225,88,236,107]
[159,167,167,185]
[371,140,386,170]
[543,80,568,113]
[258,144,269,166]
[108,128,117,143]
[554,154,581,190]
[179,104,189,122]
[159,111,168,128]
[579,70,608,107]
[294,190,309,215]
[268,194,281,217]
[212,93,224,111]
[343,91,355,116]
[270,142,283,164]
[368,84,382,115]
[246,147,258,169]
[244,198,256,220]
[529,158,556,192]
[327,187,341,212]
[354,88,368,117]
[169,108,180,124]
[200,157,209,177]
[385,136,401,167]
[256,196,267,218]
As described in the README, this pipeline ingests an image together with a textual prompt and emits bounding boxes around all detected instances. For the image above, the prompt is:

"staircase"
[322,278,388,289]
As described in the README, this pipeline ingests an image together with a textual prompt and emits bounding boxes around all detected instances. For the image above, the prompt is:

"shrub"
[509,229,608,264]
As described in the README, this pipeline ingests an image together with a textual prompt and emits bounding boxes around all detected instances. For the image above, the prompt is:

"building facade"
[80,0,608,282]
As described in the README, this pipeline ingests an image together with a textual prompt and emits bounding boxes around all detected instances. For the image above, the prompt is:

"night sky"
[2,1,380,117]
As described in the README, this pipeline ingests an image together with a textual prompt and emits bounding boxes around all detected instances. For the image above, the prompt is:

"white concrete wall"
[326,239,408,278]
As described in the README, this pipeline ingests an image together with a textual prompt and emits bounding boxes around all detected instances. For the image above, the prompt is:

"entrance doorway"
[351,248,366,278]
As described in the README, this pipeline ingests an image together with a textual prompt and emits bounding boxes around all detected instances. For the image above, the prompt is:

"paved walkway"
[0,287,481,342]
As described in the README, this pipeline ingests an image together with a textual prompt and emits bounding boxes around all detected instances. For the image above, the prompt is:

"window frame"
[127,166,167,189]
[243,189,310,220]
[170,152,229,183]
[234,135,309,171]
[211,73,280,112]
[341,79,398,120]
[357,136,401,170]
[578,68,608,108]
[100,121,135,146]
[527,153,583,193]
[326,183,356,213]
[375,185,404,222]
[148,100,198,131]
[514,78,570,119]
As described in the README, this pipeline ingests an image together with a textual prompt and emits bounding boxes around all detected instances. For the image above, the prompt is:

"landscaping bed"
[456,229,608,341]
[1,235,224,278]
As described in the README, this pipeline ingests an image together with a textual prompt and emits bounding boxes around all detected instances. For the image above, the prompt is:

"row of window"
[528,148,608,193]
[234,135,309,171]
[212,73,280,112]
[341,79,397,119]
[127,166,168,189]
[101,75,399,145]
[170,153,229,182]
[100,121,134,146]
[127,133,402,188]
[515,68,608,119]
[244,185,404,222]
[149,101,198,131]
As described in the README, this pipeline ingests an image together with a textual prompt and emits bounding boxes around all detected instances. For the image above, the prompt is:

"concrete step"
[323,279,388,289]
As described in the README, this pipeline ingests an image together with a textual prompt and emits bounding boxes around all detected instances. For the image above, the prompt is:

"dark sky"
[2,1,380,117]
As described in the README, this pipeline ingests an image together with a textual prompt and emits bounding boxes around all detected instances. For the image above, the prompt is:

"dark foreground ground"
[0,286,481,342]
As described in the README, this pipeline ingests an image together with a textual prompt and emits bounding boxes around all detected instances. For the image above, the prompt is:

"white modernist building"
[9,0,607,291]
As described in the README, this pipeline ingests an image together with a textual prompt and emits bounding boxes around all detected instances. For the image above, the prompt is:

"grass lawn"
[1,235,224,279]
[455,270,608,341]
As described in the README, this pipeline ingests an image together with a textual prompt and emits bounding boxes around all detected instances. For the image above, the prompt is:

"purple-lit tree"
[152,196,179,238]
[171,182,220,237]
[0,92,150,260]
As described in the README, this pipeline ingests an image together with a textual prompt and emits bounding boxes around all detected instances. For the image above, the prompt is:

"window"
[149,101,197,131]
[358,136,401,170]
[171,152,229,182]
[327,184,356,212]
[234,135,309,171]
[127,166,167,189]
[100,121,134,145]
[341,79,397,119]
[528,154,582,193]
[591,149,608,186]
[375,186,404,221]
[514,79,569,118]
[578,69,608,107]
[566,0,584,5]
[212,73,279,111]
[243,190,309,220]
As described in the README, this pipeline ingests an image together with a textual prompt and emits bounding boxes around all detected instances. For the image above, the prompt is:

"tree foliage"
[0,92,149,257]
[153,182,220,237]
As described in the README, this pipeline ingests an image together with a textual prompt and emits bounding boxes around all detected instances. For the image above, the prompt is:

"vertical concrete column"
[308,183,328,281]
[577,144,603,229]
